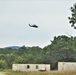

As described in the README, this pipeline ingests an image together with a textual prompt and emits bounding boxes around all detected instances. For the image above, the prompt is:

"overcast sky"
[0,0,76,48]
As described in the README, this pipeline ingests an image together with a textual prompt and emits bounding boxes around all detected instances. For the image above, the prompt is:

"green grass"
[1,70,76,75]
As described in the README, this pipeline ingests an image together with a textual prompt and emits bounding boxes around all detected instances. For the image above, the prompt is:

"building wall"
[12,64,50,71]
[58,62,76,71]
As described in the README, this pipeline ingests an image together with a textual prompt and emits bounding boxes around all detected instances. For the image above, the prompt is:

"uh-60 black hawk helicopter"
[29,24,38,28]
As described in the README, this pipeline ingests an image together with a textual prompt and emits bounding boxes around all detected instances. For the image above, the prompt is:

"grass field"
[1,70,76,75]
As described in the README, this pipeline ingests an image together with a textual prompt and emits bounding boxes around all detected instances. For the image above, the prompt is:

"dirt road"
[0,73,6,75]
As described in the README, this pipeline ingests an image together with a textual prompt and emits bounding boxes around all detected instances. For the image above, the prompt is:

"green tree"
[17,45,27,55]
[14,56,26,64]
[0,60,7,69]
[43,35,76,69]
[5,53,15,68]
[0,54,6,60]
[68,3,76,29]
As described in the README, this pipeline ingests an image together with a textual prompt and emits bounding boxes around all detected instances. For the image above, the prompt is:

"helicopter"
[29,24,38,28]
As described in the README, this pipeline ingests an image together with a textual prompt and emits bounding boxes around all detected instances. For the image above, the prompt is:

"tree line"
[0,35,76,70]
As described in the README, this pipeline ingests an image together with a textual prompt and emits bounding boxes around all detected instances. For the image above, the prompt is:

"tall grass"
[2,70,76,75]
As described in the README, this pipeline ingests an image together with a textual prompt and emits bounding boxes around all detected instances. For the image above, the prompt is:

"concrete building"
[58,62,76,71]
[12,64,50,71]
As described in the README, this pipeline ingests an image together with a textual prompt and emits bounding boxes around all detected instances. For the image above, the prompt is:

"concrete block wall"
[12,64,50,71]
[58,62,76,71]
